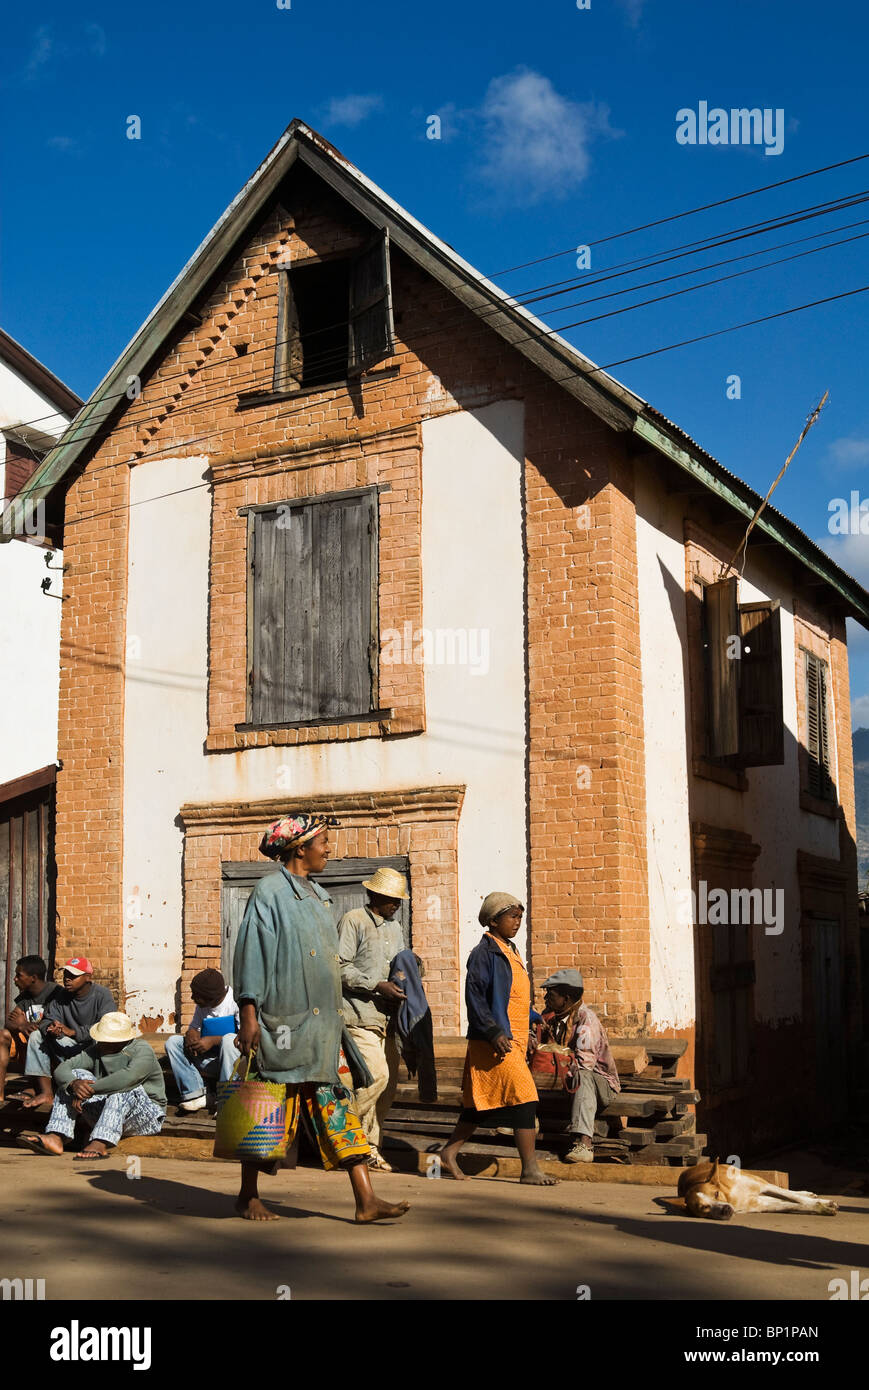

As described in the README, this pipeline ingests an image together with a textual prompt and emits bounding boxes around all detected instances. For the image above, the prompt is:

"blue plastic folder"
[201,1015,237,1037]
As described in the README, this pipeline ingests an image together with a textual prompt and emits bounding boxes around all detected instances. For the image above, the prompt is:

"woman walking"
[439,892,556,1185]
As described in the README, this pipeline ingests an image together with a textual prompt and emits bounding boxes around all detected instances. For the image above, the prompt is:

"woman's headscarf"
[259,813,339,861]
[478,892,524,927]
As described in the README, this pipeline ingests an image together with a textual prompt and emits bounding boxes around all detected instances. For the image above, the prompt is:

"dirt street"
[0,1152,866,1301]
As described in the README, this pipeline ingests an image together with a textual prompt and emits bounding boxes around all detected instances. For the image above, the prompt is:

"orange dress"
[462,933,538,1112]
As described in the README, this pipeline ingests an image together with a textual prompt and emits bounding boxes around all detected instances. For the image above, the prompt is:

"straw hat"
[89,1012,138,1044]
[362,866,410,900]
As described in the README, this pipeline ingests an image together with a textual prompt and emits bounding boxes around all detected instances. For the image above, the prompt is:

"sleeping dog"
[678,1158,839,1220]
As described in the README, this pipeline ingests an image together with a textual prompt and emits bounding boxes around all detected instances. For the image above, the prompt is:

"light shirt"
[338,905,405,1033]
[190,987,240,1033]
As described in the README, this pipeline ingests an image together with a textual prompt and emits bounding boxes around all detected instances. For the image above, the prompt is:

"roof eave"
[633,414,869,627]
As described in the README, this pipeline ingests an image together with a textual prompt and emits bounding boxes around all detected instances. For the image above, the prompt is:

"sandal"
[15,1134,60,1155]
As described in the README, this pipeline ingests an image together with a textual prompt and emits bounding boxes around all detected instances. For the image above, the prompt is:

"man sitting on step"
[17,1012,167,1159]
[538,968,621,1165]
[165,969,240,1113]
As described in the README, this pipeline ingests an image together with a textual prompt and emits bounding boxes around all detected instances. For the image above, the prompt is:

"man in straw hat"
[337,865,412,1171]
[16,1012,166,1159]
[232,813,410,1223]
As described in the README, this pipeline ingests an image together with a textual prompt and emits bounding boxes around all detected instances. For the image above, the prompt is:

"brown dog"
[678,1158,839,1220]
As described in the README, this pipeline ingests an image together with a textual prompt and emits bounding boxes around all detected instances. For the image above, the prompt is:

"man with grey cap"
[539,967,620,1164]
[338,866,414,1171]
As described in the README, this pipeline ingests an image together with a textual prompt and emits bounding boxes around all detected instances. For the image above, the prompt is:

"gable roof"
[0,329,82,420]
[12,119,869,626]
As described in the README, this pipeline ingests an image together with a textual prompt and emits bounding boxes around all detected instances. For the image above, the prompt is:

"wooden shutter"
[806,652,834,798]
[737,601,784,766]
[704,577,740,759]
[0,785,54,1017]
[248,491,376,725]
[273,271,303,392]
[348,230,395,375]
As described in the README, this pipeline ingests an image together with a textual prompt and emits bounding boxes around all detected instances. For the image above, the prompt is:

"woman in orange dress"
[438,893,556,1184]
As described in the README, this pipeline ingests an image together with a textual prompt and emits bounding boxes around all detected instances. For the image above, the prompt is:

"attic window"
[273,229,395,392]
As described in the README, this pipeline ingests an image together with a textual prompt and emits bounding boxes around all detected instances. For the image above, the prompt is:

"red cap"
[64,956,93,977]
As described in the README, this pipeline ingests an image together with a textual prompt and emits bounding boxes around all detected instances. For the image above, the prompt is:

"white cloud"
[478,68,620,204]
[24,25,53,80]
[321,94,384,128]
[17,22,107,85]
[617,0,645,25]
[827,436,869,469]
[816,530,869,589]
[851,693,869,727]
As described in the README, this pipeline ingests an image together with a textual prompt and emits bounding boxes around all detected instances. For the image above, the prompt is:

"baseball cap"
[541,967,584,992]
[63,956,93,977]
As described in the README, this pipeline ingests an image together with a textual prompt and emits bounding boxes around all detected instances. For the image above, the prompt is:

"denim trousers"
[164,1033,240,1100]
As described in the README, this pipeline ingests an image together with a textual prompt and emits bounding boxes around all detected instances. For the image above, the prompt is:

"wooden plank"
[609,1036,687,1059]
[284,502,314,722]
[250,511,283,723]
[612,1044,649,1076]
[24,805,39,958]
[601,1095,657,1118]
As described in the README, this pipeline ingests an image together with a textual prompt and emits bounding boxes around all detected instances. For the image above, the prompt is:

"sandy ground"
[0,1150,866,1300]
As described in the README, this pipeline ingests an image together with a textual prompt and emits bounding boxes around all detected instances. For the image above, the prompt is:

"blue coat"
[465,933,541,1043]
[233,868,347,1085]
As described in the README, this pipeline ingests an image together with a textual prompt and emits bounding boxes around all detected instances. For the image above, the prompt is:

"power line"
[491,152,869,275]
[11,182,869,443]
[6,271,866,542]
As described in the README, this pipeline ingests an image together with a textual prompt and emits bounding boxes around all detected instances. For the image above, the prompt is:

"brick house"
[0,332,81,1011]
[23,121,869,1155]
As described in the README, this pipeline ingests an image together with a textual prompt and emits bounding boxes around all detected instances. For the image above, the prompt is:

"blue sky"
[3,0,869,723]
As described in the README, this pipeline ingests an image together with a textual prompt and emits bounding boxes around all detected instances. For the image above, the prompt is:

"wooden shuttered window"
[246,490,378,726]
[703,579,784,767]
[348,230,395,375]
[704,577,740,759]
[737,600,784,767]
[805,651,835,799]
[273,230,395,391]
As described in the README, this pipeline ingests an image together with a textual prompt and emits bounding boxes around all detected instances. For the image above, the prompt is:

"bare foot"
[439,1150,469,1181]
[520,1165,558,1186]
[21,1094,51,1110]
[355,1196,411,1224]
[235,1196,280,1221]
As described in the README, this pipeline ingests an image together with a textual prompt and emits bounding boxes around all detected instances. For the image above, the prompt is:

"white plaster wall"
[0,356,72,784]
[635,474,841,1033]
[0,540,62,784]
[635,473,696,1030]
[122,401,527,1025]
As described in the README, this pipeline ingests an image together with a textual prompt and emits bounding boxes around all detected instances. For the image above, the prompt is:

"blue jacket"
[465,934,541,1043]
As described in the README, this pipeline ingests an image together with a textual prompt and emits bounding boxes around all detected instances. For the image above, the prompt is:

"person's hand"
[237,1007,260,1058]
[7,1007,26,1030]
[71,1078,94,1101]
[376,981,406,1002]
[492,1033,512,1057]
[526,1035,538,1059]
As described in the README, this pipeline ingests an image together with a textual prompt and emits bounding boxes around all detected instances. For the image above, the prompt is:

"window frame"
[239,485,384,732]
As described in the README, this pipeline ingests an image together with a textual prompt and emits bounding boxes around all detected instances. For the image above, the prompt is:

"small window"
[805,651,835,800]
[701,577,784,767]
[274,230,395,392]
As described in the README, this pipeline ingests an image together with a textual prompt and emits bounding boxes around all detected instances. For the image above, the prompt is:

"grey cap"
[540,968,584,992]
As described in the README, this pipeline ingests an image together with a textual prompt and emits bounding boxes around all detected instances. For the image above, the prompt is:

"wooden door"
[810,916,846,1118]
[0,784,55,1015]
[220,855,411,985]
